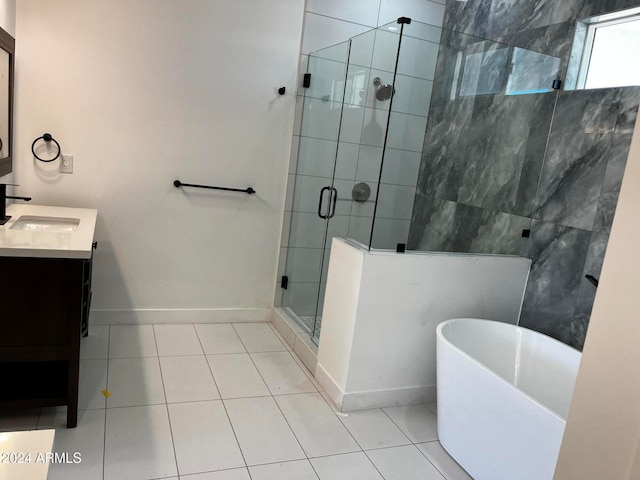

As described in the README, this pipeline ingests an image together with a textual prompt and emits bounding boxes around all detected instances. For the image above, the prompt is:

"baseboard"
[315,361,436,412]
[340,385,436,412]
[91,308,272,325]
[315,363,345,410]
[270,308,298,349]
[271,308,318,374]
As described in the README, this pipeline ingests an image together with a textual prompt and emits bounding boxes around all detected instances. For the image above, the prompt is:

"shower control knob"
[352,182,371,203]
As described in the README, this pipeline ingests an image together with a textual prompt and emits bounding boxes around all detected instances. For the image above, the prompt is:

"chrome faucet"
[0,183,32,225]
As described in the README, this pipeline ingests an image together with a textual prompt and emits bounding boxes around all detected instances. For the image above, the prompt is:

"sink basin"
[9,215,80,232]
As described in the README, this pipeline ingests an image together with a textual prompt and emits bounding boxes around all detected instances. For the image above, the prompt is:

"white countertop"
[0,204,98,259]
[0,429,55,480]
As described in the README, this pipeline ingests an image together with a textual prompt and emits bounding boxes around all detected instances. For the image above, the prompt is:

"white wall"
[0,0,15,185]
[13,0,304,318]
[0,0,14,37]
[316,238,531,411]
[276,0,446,311]
[554,87,640,479]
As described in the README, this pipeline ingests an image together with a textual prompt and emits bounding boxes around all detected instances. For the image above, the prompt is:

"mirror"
[0,26,14,177]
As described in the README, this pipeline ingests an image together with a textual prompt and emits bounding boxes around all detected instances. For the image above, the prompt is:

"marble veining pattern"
[552,0,640,25]
[408,194,457,252]
[411,0,640,350]
[616,88,640,135]
[593,134,633,233]
[485,0,555,38]
[459,44,511,96]
[418,96,475,202]
[444,0,554,38]
[519,220,592,348]
[534,88,639,232]
[449,204,531,256]
[533,131,613,231]
[572,232,609,343]
[460,94,555,213]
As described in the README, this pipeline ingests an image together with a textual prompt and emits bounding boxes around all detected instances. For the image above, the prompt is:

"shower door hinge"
[281,275,289,289]
[552,79,562,90]
[303,73,311,88]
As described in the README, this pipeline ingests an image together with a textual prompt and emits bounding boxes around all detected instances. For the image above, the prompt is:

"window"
[574,7,640,90]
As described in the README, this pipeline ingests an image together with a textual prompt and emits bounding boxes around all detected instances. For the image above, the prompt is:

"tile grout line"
[218,397,253,477]
[238,326,313,462]
[379,406,416,444]
[7,322,455,479]
[295,131,427,155]
[376,0,383,31]
[284,348,321,390]
[309,391,374,460]
[413,442,451,480]
[230,323,251,354]
[95,388,359,411]
[192,325,224,400]
[227,323,303,475]
[102,325,111,480]
[305,10,377,31]
[152,324,179,479]
[306,458,323,480]
[363,448,389,480]
[244,330,303,398]
[44,323,449,478]
[267,322,294,352]
[376,406,447,477]
[99,408,107,480]
[269,392,314,462]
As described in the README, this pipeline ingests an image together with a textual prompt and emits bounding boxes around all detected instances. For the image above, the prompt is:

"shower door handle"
[328,187,338,219]
[317,186,331,219]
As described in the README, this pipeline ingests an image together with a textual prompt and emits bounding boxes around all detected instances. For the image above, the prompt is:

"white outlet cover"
[60,154,73,174]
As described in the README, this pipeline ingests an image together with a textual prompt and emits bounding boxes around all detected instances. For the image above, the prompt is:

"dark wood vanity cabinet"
[0,253,94,428]
[81,245,95,337]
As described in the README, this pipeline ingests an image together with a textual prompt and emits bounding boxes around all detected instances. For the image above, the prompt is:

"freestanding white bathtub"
[436,318,581,480]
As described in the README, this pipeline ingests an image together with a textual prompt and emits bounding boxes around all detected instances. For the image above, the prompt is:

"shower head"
[372,76,394,101]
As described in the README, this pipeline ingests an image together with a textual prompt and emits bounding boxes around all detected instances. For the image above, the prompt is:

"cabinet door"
[0,257,83,347]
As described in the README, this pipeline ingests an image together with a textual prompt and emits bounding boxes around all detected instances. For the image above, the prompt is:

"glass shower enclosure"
[281,20,409,343]
[281,18,562,345]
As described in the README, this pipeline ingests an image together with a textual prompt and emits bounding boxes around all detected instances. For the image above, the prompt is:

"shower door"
[282,25,402,343]
[282,39,353,342]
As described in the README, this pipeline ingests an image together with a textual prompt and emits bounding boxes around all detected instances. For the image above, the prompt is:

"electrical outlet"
[60,154,73,174]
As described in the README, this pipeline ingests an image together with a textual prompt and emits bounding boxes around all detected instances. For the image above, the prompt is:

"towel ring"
[32,133,61,163]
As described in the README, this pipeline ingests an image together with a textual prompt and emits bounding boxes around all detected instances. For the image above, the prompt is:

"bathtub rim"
[436,317,581,422]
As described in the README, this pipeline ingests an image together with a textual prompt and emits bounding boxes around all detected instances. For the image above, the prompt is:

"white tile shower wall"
[302,13,373,57]
[306,0,382,28]
[277,0,445,306]
[378,0,446,26]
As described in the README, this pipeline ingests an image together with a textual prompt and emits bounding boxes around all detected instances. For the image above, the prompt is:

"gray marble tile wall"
[409,0,640,349]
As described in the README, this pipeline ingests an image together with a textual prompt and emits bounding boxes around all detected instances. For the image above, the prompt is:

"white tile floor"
[0,322,472,480]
